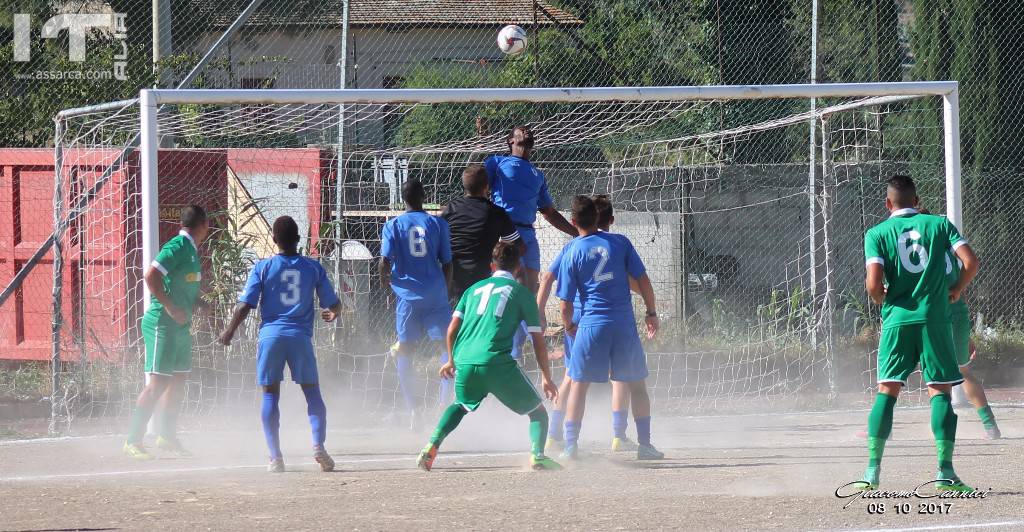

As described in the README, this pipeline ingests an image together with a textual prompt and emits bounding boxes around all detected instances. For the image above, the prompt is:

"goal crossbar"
[145,81,959,105]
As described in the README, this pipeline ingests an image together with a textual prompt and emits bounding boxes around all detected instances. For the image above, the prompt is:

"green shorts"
[951,312,972,368]
[141,311,193,375]
[877,322,962,386]
[455,362,542,415]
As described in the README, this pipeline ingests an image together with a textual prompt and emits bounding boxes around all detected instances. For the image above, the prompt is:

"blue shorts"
[396,297,451,344]
[518,226,541,271]
[568,322,648,383]
[257,334,319,386]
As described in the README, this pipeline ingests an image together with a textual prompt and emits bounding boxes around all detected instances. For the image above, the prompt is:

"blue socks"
[636,416,651,446]
[302,385,327,449]
[549,409,566,440]
[612,410,628,439]
[564,420,581,447]
[438,352,453,405]
[261,391,282,459]
[396,355,416,411]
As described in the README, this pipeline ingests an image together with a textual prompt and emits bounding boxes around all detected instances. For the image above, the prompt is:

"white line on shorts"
[0,451,521,482]
[841,519,1024,532]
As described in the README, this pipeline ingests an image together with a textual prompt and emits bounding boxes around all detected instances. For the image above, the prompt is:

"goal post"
[49,81,964,426]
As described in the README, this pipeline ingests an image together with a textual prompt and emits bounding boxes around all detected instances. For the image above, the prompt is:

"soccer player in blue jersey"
[379,180,454,428]
[485,126,577,357]
[537,195,639,452]
[219,216,342,473]
[556,196,664,460]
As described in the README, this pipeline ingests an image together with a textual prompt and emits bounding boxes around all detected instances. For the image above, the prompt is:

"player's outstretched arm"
[441,316,461,379]
[539,206,579,237]
[635,274,659,339]
[321,301,343,323]
[950,243,980,303]
[530,330,558,401]
[144,266,185,325]
[865,263,885,305]
[536,271,556,329]
[218,303,253,346]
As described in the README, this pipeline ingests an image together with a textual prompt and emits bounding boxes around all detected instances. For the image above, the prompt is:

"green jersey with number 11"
[864,208,967,329]
[452,271,542,365]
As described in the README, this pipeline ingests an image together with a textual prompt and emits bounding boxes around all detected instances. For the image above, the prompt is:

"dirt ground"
[1,397,1022,531]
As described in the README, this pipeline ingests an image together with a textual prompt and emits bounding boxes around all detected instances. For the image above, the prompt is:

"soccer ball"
[497,25,528,56]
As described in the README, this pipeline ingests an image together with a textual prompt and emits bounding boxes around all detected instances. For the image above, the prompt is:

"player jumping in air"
[219,216,342,473]
[380,180,454,428]
[537,195,639,452]
[441,164,522,303]
[857,175,980,491]
[556,196,663,461]
[416,241,561,471]
[485,126,577,357]
[124,205,209,460]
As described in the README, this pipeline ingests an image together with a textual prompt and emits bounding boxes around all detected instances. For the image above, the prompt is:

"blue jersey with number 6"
[381,211,452,305]
[556,232,646,327]
[239,254,340,338]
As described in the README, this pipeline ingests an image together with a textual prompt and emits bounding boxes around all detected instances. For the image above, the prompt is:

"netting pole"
[333,0,350,344]
[807,0,819,351]
[49,117,66,435]
[677,166,688,338]
[943,89,963,229]
[141,90,159,309]
[820,115,837,402]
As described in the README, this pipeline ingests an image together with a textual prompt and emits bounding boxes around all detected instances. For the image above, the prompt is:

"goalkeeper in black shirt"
[441,165,523,303]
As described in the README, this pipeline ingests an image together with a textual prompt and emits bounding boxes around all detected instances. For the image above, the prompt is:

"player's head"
[594,194,614,230]
[462,164,489,197]
[402,179,425,210]
[507,125,535,159]
[492,240,521,274]
[180,204,209,243]
[570,194,598,232]
[272,216,301,254]
[885,174,919,211]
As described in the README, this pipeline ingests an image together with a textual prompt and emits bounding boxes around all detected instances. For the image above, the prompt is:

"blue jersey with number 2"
[239,254,340,338]
[556,233,646,327]
[381,211,452,305]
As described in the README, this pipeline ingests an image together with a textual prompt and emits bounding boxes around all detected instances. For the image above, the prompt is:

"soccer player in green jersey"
[124,205,209,459]
[858,176,980,491]
[416,241,562,471]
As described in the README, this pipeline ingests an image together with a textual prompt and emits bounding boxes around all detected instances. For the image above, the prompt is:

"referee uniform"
[441,196,521,302]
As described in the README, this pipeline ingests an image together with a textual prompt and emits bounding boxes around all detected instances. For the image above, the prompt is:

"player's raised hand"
[541,376,558,401]
[439,361,456,379]
[321,308,338,322]
[164,303,188,325]
[644,314,659,339]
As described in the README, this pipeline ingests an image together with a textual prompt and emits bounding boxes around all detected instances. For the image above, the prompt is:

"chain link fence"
[4,1,1024,429]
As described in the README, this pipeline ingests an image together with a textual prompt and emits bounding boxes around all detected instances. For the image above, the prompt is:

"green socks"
[863,393,896,484]
[528,408,549,457]
[430,404,467,448]
[977,405,997,429]
[127,403,155,444]
[930,393,958,479]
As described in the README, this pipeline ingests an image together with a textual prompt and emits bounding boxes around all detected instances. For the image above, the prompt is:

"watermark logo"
[12,12,128,81]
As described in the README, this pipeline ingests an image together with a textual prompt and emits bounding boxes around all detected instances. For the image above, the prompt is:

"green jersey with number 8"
[864,208,967,329]
[452,271,542,365]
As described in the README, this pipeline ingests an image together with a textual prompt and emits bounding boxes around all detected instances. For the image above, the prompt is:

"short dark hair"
[402,179,425,207]
[462,165,488,195]
[180,204,207,229]
[492,240,521,271]
[593,194,613,227]
[887,174,917,206]
[273,216,301,251]
[507,125,534,149]
[571,195,598,229]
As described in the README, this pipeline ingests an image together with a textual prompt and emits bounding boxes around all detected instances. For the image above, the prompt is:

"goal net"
[50,84,958,429]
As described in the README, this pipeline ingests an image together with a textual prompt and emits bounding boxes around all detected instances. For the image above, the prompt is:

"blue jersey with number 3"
[239,254,340,337]
[556,233,646,327]
[381,211,452,305]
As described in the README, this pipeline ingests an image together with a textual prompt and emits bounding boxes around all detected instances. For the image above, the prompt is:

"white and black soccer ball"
[497,25,528,56]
